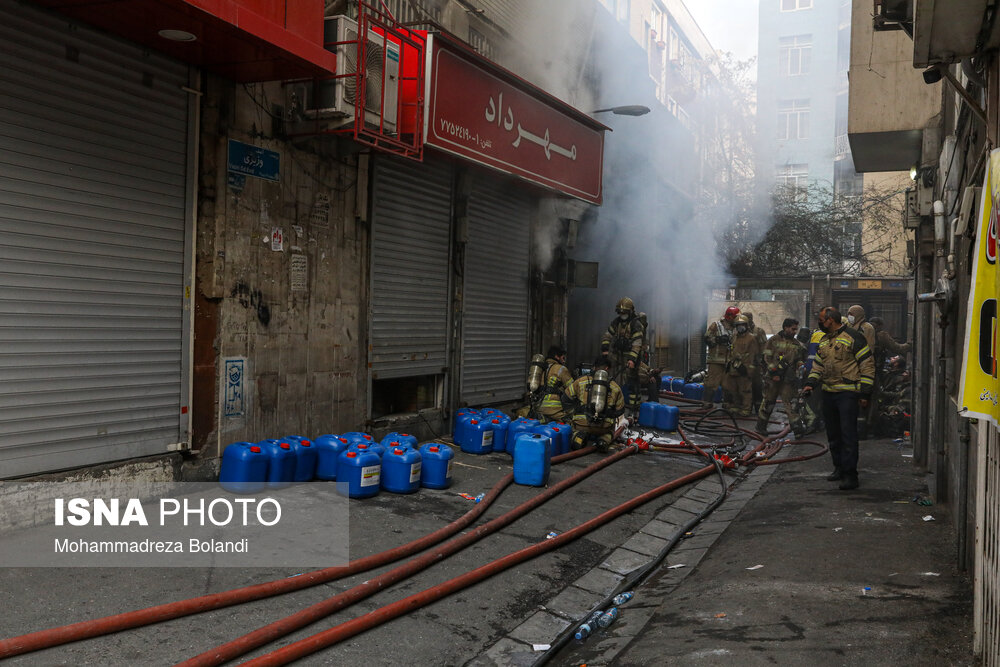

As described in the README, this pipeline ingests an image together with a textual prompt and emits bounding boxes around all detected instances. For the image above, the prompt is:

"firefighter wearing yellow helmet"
[722,314,761,416]
[600,297,645,415]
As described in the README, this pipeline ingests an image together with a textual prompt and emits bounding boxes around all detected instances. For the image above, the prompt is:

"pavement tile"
[471,637,536,667]
[683,488,719,503]
[508,610,571,644]
[671,496,710,514]
[600,547,650,575]
[638,519,681,540]
[656,506,698,524]
[544,585,602,620]
[574,567,624,595]
[620,532,669,557]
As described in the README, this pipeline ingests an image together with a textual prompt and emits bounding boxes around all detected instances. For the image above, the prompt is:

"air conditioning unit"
[291,15,400,132]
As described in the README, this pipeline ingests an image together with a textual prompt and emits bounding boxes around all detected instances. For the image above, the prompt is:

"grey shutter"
[0,1,190,477]
[370,157,453,379]
[461,178,532,404]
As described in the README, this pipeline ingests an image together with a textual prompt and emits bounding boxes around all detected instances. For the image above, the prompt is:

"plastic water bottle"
[574,611,603,640]
[596,607,619,628]
[612,591,634,606]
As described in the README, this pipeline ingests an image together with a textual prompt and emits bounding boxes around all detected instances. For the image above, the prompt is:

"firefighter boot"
[826,467,844,481]
[754,419,768,436]
[839,472,859,490]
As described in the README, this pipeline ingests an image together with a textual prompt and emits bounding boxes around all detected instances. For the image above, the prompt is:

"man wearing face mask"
[803,306,875,490]
[564,356,625,452]
[756,318,806,435]
[723,314,760,416]
[702,306,740,408]
[600,297,644,416]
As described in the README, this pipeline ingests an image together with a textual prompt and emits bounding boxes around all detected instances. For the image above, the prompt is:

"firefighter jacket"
[806,325,876,395]
[763,333,806,382]
[804,329,824,373]
[539,357,574,415]
[705,319,735,365]
[564,374,625,434]
[601,316,644,364]
[726,331,760,376]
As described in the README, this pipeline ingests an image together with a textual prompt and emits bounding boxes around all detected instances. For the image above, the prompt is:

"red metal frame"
[286,2,425,160]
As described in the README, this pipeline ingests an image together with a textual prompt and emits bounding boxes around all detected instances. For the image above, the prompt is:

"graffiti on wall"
[232,281,271,326]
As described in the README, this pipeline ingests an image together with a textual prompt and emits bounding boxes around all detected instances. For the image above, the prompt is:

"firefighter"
[530,345,574,422]
[745,312,768,413]
[869,316,911,367]
[756,318,806,435]
[564,356,625,452]
[702,306,739,408]
[847,305,878,439]
[722,314,760,416]
[803,306,876,490]
[600,297,644,415]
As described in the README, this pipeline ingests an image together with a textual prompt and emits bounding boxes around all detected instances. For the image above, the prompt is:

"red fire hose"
[0,448,594,660]
[175,445,638,667]
[238,463,718,666]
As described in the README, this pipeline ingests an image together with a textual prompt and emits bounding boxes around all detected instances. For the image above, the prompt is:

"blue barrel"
[638,402,658,427]
[219,442,268,493]
[452,409,479,444]
[530,425,559,461]
[670,378,686,393]
[381,446,422,494]
[659,375,673,390]
[487,416,510,453]
[654,404,680,431]
[314,435,350,480]
[513,433,551,487]
[343,432,376,447]
[548,422,572,457]
[684,383,704,400]
[460,418,495,454]
[284,438,317,482]
[419,443,454,489]
[381,432,419,449]
[505,417,540,453]
[336,448,381,498]
[259,440,296,489]
[713,386,723,402]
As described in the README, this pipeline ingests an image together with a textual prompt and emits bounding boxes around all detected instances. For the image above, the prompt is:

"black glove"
[717,334,731,345]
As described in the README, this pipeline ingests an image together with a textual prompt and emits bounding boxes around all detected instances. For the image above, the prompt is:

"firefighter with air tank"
[524,345,574,423]
[564,356,625,452]
[756,318,806,435]
[600,297,645,416]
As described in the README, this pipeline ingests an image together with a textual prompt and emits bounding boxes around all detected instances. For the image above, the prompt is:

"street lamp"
[591,105,651,116]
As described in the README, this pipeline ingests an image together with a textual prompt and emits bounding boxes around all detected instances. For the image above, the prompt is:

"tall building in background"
[757,0,862,203]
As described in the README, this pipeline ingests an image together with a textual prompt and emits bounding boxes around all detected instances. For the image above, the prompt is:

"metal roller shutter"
[370,157,453,379]
[0,1,190,477]
[461,177,532,404]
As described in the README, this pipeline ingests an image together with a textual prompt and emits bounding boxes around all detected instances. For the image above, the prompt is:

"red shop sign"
[425,38,606,204]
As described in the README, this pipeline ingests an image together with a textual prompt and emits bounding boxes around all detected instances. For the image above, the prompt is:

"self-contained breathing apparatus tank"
[527,354,546,395]
[587,370,610,421]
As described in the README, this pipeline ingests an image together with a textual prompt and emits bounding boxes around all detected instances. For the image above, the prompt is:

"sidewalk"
[555,434,976,665]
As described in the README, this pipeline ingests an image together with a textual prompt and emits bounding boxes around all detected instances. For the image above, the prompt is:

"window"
[468,27,496,60]
[616,0,630,24]
[777,163,809,190]
[779,35,812,76]
[842,222,863,258]
[651,3,664,39]
[778,99,810,139]
[781,0,812,10]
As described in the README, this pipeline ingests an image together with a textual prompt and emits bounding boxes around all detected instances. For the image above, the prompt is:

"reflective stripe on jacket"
[539,358,573,414]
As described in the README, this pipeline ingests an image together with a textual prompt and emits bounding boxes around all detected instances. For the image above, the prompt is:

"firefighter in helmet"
[600,297,645,415]
[723,314,760,416]
[521,344,574,422]
[564,356,625,452]
[756,318,806,435]
[702,306,740,408]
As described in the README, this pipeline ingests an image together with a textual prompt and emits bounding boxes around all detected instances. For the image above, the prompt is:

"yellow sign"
[858,280,882,289]
[960,149,1000,424]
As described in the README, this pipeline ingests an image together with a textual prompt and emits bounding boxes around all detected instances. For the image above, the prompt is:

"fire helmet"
[616,297,635,315]
[734,314,749,325]
[724,306,740,320]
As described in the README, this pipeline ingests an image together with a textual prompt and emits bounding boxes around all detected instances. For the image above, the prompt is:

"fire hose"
[0,448,593,660]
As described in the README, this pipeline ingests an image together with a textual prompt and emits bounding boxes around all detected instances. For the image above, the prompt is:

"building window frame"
[777,98,810,140]
[779,34,812,76]
[780,0,813,11]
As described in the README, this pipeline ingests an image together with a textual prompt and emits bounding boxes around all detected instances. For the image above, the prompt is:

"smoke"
[504,0,737,370]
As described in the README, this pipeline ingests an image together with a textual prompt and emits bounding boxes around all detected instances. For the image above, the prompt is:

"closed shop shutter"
[461,177,532,404]
[370,157,453,379]
[0,1,191,477]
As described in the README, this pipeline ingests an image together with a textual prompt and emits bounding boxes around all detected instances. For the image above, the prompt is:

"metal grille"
[976,423,1000,663]
[0,0,190,477]
[460,176,531,404]
[370,156,453,379]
